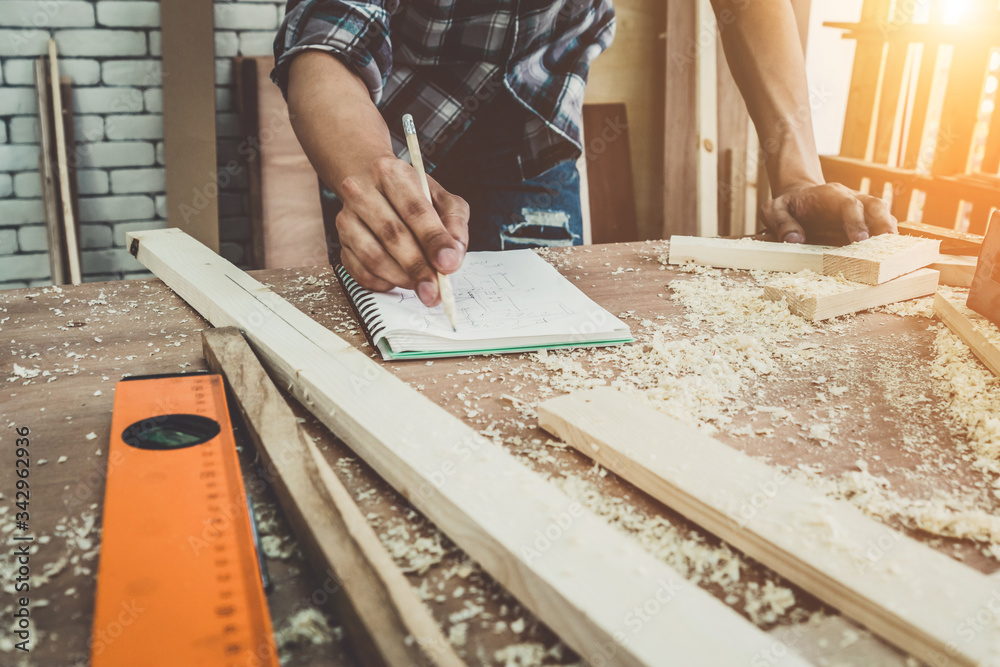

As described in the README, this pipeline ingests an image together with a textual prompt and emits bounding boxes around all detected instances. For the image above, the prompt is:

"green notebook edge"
[376,336,636,361]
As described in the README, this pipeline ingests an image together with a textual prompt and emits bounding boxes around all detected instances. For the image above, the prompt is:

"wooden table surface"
[2,240,996,666]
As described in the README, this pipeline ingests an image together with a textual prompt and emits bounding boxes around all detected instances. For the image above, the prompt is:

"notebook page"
[365,250,630,344]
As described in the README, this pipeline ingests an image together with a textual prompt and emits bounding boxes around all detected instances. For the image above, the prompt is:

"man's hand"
[761,182,898,246]
[286,51,467,306]
[336,158,469,304]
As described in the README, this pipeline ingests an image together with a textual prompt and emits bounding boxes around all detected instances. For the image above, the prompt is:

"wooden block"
[967,210,1000,326]
[898,220,983,255]
[537,387,996,667]
[822,234,940,285]
[763,268,939,321]
[667,236,832,273]
[933,293,1000,378]
[129,228,809,667]
[202,328,461,667]
[929,254,978,288]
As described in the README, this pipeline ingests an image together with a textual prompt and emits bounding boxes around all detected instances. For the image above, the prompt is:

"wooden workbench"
[2,241,996,666]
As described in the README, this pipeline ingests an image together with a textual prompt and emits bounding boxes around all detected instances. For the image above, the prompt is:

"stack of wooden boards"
[129,228,1000,666]
[668,232,970,320]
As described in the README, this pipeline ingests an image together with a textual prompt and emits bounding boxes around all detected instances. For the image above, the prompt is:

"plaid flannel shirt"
[272,0,616,180]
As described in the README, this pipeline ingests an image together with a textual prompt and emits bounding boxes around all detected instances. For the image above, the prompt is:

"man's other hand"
[761,182,898,246]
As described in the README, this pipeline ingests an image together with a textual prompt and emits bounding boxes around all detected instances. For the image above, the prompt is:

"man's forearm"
[286,50,395,196]
[710,0,825,196]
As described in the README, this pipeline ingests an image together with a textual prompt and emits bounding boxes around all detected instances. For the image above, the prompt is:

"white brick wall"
[1,0,286,284]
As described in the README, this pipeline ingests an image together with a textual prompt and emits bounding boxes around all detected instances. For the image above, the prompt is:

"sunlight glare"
[942,0,973,24]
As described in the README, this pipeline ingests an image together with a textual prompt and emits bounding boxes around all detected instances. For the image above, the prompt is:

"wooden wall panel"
[585,0,666,241]
[160,0,219,251]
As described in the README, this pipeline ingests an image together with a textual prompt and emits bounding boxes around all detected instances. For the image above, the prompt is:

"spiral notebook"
[334,249,634,360]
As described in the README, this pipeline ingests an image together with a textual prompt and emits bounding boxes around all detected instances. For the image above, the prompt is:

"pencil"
[402,113,458,331]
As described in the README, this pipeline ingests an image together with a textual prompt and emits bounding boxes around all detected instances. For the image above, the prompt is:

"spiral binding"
[336,264,387,340]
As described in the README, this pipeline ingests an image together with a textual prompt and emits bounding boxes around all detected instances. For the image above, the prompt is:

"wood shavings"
[273,607,338,659]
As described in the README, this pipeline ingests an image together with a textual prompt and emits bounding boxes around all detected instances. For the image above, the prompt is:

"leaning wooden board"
[1,240,996,665]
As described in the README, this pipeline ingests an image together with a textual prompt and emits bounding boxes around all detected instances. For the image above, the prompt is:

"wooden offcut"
[763,268,939,321]
[667,236,831,273]
[822,234,940,285]
[202,328,461,667]
[537,387,996,667]
[930,254,978,288]
[129,228,809,667]
[967,210,1000,326]
[934,293,1000,378]
[898,220,983,256]
[160,0,218,251]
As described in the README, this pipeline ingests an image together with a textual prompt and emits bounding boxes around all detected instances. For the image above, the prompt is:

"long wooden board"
[203,328,462,667]
[933,293,1000,378]
[128,228,809,667]
[764,268,939,321]
[47,39,81,284]
[537,388,998,667]
[667,236,831,273]
[35,57,64,285]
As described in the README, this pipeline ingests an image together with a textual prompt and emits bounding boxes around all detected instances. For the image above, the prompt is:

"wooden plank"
[536,387,996,667]
[929,254,978,287]
[584,0,666,241]
[695,0,718,238]
[47,39,81,285]
[582,103,639,244]
[838,0,893,160]
[934,293,1000,377]
[715,28,749,238]
[160,0,218,251]
[202,328,461,667]
[764,268,939,320]
[822,234,940,285]
[249,55,326,269]
[59,76,82,270]
[898,219,983,254]
[128,228,809,667]
[664,0,698,238]
[667,236,831,273]
[34,57,64,286]
[234,57,265,269]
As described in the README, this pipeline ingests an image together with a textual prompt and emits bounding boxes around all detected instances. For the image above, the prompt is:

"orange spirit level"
[91,373,278,667]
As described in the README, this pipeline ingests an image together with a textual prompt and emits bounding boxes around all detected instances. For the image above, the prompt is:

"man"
[273,0,896,308]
